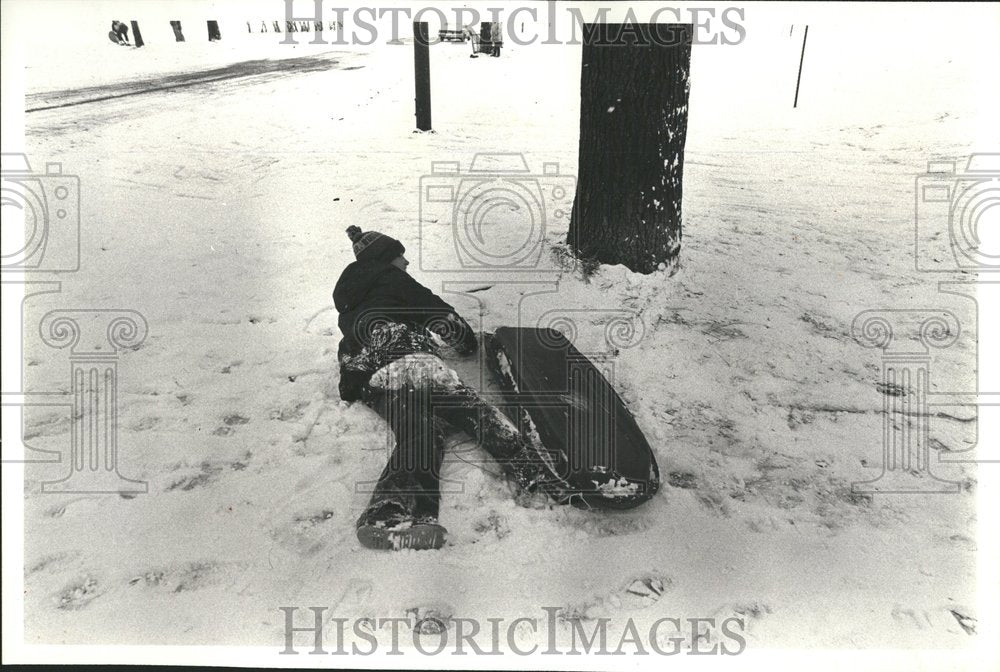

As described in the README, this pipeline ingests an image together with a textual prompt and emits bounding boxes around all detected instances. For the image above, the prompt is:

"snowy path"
[19,37,980,650]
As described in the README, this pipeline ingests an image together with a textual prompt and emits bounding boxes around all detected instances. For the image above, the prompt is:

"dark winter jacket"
[333,261,477,400]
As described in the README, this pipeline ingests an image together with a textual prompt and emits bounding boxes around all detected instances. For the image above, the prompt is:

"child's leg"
[367,350,575,501]
[431,380,575,503]
[355,382,448,550]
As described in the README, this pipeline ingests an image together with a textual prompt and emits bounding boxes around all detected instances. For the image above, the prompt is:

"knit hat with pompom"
[345,226,405,263]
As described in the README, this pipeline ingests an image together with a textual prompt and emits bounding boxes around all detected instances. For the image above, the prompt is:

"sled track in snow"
[26,52,360,113]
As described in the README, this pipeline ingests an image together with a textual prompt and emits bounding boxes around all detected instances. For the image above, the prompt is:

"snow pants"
[356,352,568,528]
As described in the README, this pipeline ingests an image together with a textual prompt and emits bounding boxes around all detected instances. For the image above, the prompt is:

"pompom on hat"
[346,226,405,263]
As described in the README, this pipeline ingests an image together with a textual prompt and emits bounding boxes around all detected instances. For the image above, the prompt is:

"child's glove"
[430,312,478,355]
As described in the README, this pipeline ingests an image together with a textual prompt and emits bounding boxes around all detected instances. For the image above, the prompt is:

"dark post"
[170,21,185,42]
[413,22,432,131]
[793,25,808,108]
[130,21,143,47]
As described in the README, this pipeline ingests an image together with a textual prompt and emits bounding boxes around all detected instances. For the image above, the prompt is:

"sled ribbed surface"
[486,327,659,509]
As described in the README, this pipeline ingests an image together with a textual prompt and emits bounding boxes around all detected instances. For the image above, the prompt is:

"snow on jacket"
[333,260,477,401]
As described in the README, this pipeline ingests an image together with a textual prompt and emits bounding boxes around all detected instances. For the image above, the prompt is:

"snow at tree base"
[8,0,996,656]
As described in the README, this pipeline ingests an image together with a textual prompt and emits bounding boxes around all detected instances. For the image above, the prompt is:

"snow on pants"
[359,377,449,522]
[358,352,560,516]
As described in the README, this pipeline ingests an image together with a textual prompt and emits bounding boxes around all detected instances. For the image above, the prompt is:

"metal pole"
[413,22,432,131]
[793,25,808,108]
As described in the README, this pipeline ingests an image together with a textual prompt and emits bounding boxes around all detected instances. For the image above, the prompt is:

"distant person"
[111,20,130,45]
[490,22,501,57]
[108,23,125,45]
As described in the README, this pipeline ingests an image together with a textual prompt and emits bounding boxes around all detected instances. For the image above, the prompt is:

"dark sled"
[486,327,660,510]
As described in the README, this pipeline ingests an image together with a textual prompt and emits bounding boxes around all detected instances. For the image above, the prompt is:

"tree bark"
[568,23,692,274]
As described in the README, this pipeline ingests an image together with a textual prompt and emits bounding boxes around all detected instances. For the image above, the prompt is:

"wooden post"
[413,22,432,131]
[130,20,143,47]
[170,20,185,42]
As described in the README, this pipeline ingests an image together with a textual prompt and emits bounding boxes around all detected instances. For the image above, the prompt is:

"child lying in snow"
[333,226,574,550]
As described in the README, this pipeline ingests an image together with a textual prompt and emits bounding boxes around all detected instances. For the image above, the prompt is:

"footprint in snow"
[27,550,80,576]
[405,603,455,634]
[270,401,309,422]
[42,496,94,518]
[471,510,511,541]
[130,416,161,431]
[55,576,103,610]
[558,509,653,538]
[667,471,698,489]
[558,574,673,622]
[618,575,672,610]
[166,453,250,491]
[270,509,338,556]
[891,604,976,635]
[128,560,233,593]
[685,602,771,650]
[876,381,908,397]
[218,360,243,373]
[331,578,374,614]
[212,413,250,436]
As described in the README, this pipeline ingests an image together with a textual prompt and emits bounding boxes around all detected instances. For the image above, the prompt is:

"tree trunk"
[568,23,692,274]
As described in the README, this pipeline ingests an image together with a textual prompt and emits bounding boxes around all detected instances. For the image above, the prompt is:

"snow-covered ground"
[5,0,999,664]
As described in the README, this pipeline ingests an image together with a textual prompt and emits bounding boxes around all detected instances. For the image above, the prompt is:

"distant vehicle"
[438,25,471,43]
[470,22,502,58]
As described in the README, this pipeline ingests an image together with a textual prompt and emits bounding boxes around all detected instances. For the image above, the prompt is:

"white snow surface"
[12,0,998,655]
